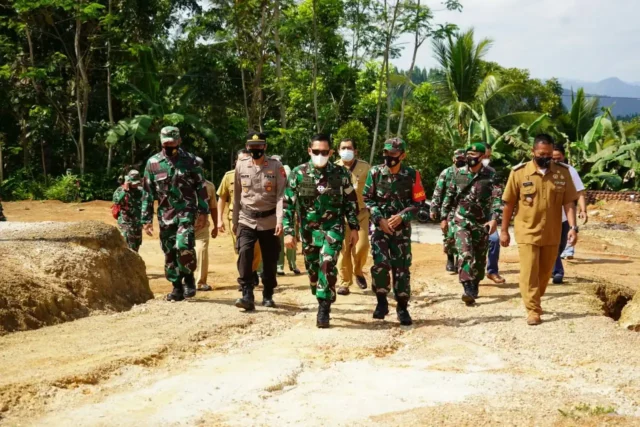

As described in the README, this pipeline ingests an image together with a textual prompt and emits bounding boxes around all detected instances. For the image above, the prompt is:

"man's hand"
[349,229,359,247]
[217,219,225,233]
[284,235,296,249]
[379,218,394,234]
[232,223,238,235]
[568,229,578,246]
[430,212,438,221]
[500,230,510,247]
[388,215,403,230]
[211,226,218,239]
[579,210,588,225]
[195,213,207,230]
[143,223,154,237]
[274,224,283,237]
[484,220,498,235]
[440,220,448,234]
[123,182,130,191]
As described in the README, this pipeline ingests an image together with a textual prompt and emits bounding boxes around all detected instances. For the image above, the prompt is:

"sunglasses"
[311,149,330,156]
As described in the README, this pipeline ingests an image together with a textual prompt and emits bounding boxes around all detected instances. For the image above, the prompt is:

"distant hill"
[561,89,640,118]
[558,77,640,98]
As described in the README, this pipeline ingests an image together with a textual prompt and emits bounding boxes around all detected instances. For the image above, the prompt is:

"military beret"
[466,142,486,154]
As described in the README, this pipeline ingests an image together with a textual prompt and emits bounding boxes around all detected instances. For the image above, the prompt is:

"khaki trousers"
[195,226,210,285]
[517,244,557,315]
[337,212,370,287]
[227,215,262,272]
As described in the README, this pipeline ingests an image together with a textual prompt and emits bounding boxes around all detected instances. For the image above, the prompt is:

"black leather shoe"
[292,268,302,275]
[166,283,185,302]
[373,293,389,319]
[262,299,276,308]
[396,297,412,326]
[356,275,368,289]
[461,281,476,306]
[235,287,255,311]
[316,299,331,328]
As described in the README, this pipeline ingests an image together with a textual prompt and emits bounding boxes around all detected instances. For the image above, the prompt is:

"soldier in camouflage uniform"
[441,143,503,306]
[363,138,426,326]
[0,200,6,221]
[430,149,466,272]
[283,134,360,328]
[112,170,144,252]
[142,126,210,301]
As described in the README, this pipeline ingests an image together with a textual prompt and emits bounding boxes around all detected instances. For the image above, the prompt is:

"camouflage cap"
[454,148,466,157]
[160,126,181,144]
[125,169,141,184]
[466,142,486,154]
[383,137,406,153]
[247,131,267,145]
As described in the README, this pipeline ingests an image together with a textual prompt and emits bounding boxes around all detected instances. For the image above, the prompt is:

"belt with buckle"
[242,207,276,219]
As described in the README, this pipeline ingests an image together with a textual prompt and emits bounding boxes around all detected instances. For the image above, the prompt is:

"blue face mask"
[339,149,355,162]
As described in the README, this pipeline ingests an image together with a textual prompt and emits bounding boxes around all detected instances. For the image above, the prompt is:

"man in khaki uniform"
[194,161,218,291]
[501,134,579,326]
[217,149,262,290]
[233,132,286,311]
[335,138,371,295]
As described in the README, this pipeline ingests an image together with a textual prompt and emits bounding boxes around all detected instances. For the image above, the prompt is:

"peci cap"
[247,131,267,145]
[383,137,406,154]
[466,142,486,154]
[160,126,181,145]
[125,169,141,185]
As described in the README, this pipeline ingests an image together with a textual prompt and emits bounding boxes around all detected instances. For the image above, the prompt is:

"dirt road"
[1,201,640,426]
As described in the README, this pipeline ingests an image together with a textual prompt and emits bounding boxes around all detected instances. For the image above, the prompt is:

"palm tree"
[431,29,524,135]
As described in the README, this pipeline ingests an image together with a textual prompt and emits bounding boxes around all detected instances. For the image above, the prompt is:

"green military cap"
[160,126,181,144]
[383,137,406,153]
[125,169,141,185]
[454,148,466,157]
[466,142,486,154]
[247,131,267,145]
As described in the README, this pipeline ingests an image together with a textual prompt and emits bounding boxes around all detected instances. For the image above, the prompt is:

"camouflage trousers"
[118,223,142,252]
[159,223,197,284]
[452,221,489,283]
[370,226,412,299]
[442,213,455,255]
[302,236,343,301]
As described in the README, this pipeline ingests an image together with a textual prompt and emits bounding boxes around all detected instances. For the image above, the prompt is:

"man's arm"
[275,164,287,228]
[342,170,360,230]
[193,165,210,217]
[429,169,448,219]
[440,173,457,221]
[362,169,382,225]
[283,168,299,237]
[232,164,241,229]
[208,183,218,232]
[141,162,155,224]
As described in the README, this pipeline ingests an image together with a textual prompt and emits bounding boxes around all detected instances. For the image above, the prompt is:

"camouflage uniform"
[441,150,503,294]
[112,170,143,252]
[283,161,359,302]
[0,201,5,221]
[430,149,466,257]
[142,128,210,287]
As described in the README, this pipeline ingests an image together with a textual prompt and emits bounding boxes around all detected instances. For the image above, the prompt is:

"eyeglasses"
[311,149,330,156]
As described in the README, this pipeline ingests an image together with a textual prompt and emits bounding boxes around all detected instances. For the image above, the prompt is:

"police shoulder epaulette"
[512,163,526,171]
[555,162,570,169]
[239,157,250,162]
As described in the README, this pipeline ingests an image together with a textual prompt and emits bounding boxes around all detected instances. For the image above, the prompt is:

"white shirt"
[562,164,584,222]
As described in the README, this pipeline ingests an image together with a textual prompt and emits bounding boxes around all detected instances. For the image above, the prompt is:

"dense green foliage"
[1,0,639,202]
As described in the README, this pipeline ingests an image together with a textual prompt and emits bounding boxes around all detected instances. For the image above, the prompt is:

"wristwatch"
[570,226,579,233]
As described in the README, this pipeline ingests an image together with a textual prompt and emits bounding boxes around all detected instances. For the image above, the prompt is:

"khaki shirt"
[217,170,235,220]
[203,180,217,228]
[233,156,286,230]
[336,158,370,219]
[503,160,578,246]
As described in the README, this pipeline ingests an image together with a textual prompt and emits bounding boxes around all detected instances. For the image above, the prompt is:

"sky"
[393,0,640,83]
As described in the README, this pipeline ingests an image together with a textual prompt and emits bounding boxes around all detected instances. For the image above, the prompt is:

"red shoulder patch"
[412,170,426,202]
[280,167,286,178]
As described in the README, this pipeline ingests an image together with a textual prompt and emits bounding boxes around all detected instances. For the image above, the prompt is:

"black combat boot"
[166,282,185,302]
[183,273,196,298]
[461,281,476,306]
[446,254,456,272]
[235,286,256,311]
[471,279,480,299]
[396,297,412,326]
[373,293,389,319]
[316,299,331,328]
[262,286,276,308]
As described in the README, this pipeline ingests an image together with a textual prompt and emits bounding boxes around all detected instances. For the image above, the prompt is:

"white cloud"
[392,0,640,82]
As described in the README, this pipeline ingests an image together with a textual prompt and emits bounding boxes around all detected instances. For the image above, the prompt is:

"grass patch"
[558,403,616,420]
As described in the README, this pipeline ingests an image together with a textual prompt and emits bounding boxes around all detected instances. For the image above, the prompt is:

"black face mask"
[384,155,401,168]
[455,159,466,168]
[466,156,480,167]
[535,156,552,168]
[249,149,264,160]
[163,146,179,157]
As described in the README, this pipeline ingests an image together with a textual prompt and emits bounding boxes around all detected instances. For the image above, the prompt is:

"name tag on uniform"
[523,181,533,187]
[300,176,316,197]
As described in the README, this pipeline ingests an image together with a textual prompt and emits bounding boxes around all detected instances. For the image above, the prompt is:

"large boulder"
[0,221,153,335]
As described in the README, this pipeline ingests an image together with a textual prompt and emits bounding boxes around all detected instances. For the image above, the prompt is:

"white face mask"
[481,158,490,167]
[339,149,355,162]
[311,154,329,167]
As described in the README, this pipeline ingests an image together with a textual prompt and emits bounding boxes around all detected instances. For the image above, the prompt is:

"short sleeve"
[502,171,519,204]
[569,166,585,192]
[562,171,578,205]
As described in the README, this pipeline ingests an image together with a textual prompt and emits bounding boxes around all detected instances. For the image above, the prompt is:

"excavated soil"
[0,200,639,426]
[0,221,152,335]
